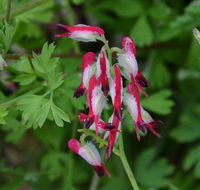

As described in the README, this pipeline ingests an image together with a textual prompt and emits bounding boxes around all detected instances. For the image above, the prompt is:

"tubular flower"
[117,36,149,95]
[104,65,123,159]
[117,37,138,80]
[79,75,114,135]
[123,92,163,141]
[56,24,104,42]
[110,64,123,120]
[96,46,110,96]
[104,114,121,160]
[73,52,96,98]
[57,24,164,177]
[68,139,111,178]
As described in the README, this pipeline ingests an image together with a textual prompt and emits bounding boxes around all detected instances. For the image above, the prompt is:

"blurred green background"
[0,0,200,189]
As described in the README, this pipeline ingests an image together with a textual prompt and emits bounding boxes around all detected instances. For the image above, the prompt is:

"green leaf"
[0,54,7,70]
[17,94,49,128]
[33,123,66,149]
[10,56,33,73]
[136,148,174,188]
[14,74,36,85]
[0,90,7,103]
[171,106,200,143]
[157,14,194,42]
[48,71,64,90]
[141,89,174,115]
[150,58,171,89]
[148,3,171,23]
[130,16,153,46]
[0,105,8,124]
[31,42,58,73]
[0,22,13,56]
[41,151,68,180]
[111,0,143,18]
[185,0,200,15]
[51,102,70,127]
[184,144,200,178]
[186,37,200,69]
[36,101,51,127]
[14,1,54,23]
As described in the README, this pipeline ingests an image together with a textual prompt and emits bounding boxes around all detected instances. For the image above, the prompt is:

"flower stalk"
[119,133,140,190]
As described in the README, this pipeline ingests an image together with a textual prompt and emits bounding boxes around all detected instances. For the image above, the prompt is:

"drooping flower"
[117,37,138,80]
[78,75,114,135]
[73,52,96,98]
[127,82,143,128]
[96,46,110,96]
[102,65,123,159]
[104,114,121,160]
[123,90,163,141]
[110,64,123,120]
[68,139,111,177]
[117,36,149,93]
[117,37,150,140]
[56,24,104,42]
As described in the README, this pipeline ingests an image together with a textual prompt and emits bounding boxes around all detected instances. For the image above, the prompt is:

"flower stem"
[6,0,12,23]
[0,0,49,21]
[1,86,43,107]
[118,133,140,190]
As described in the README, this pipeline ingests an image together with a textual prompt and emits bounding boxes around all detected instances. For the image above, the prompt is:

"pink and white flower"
[79,75,114,135]
[117,37,138,80]
[68,139,111,177]
[56,24,104,42]
[117,36,149,94]
[73,52,96,98]
[109,64,123,120]
[96,46,110,96]
[123,91,163,141]
[104,114,121,160]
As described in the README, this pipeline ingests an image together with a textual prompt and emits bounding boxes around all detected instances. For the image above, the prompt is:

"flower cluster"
[56,24,163,177]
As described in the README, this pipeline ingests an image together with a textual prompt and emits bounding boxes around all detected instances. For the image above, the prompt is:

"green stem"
[119,133,140,190]
[99,35,112,65]
[1,86,43,107]
[78,129,120,156]
[0,0,49,21]
[6,0,12,23]
[89,173,99,190]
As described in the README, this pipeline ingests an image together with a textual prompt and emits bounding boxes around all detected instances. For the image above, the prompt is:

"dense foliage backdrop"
[0,0,200,189]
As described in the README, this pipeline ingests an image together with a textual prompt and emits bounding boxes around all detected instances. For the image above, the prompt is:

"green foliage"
[6,42,70,129]
[135,148,174,188]
[184,144,200,178]
[171,105,200,143]
[41,151,68,180]
[150,58,171,89]
[130,16,154,46]
[0,105,8,124]
[141,89,174,115]
[0,21,13,56]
